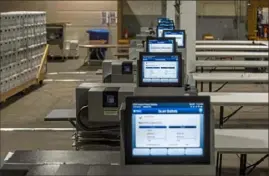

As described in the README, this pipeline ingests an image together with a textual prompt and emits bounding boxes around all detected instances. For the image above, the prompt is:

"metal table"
[196,45,269,51]
[79,44,130,65]
[192,72,268,92]
[45,109,76,127]
[45,92,268,129]
[195,60,268,73]
[199,92,268,128]
[195,40,268,46]
[196,51,269,58]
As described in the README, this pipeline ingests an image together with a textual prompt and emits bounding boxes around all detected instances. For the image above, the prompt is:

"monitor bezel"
[146,37,177,53]
[156,25,175,38]
[162,30,186,49]
[138,52,183,87]
[124,96,211,165]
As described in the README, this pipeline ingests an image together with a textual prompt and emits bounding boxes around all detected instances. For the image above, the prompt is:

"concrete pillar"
[166,0,176,22]
[180,1,196,85]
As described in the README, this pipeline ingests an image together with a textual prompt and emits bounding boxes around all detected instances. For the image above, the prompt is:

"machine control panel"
[103,87,120,108]
[122,62,133,75]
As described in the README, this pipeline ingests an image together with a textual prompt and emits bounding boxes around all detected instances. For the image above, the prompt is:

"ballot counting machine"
[101,39,143,83]
[76,83,135,127]
[103,32,187,83]
[118,96,215,176]
[101,60,134,84]
[76,52,196,129]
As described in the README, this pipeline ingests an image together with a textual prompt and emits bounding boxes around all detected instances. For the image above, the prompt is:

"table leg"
[75,139,79,151]
[68,119,76,128]
[70,119,79,151]
[209,82,212,92]
[239,154,247,176]
[216,152,219,175]
[96,48,102,60]
[216,152,220,176]
[83,49,91,65]
[216,152,223,176]
[219,106,224,128]
[200,82,204,92]
[219,153,223,176]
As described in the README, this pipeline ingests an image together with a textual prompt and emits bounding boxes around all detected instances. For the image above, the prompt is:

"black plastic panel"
[103,87,120,108]
[122,62,133,74]
[0,169,28,176]
[6,151,120,165]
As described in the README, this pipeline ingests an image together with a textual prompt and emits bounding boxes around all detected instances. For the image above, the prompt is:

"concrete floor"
[0,57,268,174]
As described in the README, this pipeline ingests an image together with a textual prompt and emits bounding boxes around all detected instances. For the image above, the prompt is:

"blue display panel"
[158,23,174,26]
[148,39,175,53]
[163,30,185,48]
[142,55,179,84]
[157,18,168,24]
[131,103,204,157]
[157,18,173,24]
[157,26,175,38]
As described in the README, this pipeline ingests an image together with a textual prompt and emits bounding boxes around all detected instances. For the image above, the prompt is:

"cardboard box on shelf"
[1,11,46,93]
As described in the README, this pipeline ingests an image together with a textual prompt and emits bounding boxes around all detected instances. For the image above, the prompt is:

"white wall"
[197,1,247,16]
[122,0,165,36]
[123,0,163,15]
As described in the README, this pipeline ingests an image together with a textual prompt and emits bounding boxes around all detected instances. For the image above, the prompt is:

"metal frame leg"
[216,152,219,176]
[68,119,79,151]
[219,106,224,128]
[83,49,91,65]
[68,119,76,128]
[209,82,212,92]
[200,82,204,92]
[239,154,247,176]
[199,67,204,92]
[216,152,223,176]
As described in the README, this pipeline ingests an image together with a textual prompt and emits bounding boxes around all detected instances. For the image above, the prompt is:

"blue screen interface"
[163,31,185,48]
[158,18,167,23]
[148,39,174,53]
[157,26,174,38]
[142,55,179,84]
[158,18,172,24]
[131,102,205,156]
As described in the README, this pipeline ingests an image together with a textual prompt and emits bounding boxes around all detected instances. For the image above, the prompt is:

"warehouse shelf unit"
[0,11,48,103]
